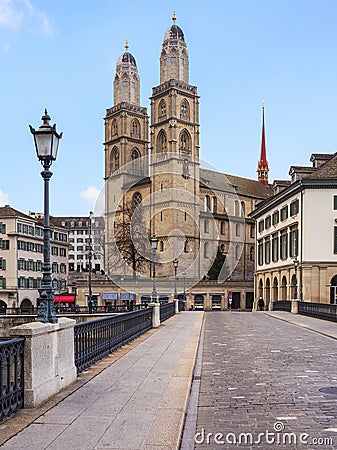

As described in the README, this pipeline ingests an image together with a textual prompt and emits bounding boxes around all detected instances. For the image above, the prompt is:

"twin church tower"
[103,14,270,287]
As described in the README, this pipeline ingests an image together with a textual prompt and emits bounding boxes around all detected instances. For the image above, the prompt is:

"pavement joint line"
[179,312,206,450]
[264,311,337,341]
[0,314,180,447]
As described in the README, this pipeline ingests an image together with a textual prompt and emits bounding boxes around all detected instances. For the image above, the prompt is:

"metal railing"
[0,338,25,421]
[272,301,292,312]
[298,302,337,322]
[74,308,152,373]
[160,302,175,322]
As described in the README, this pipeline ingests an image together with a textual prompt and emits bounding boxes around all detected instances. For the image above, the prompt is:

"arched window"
[159,99,167,118]
[112,120,118,136]
[258,279,263,299]
[131,148,140,160]
[131,148,141,175]
[221,221,226,235]
[157,130,167,152]
[131,120,140,136]
[281,276,287,300]
[204,195,211,212]
[179,130,191,153]
[265,278,271,304]
[234,200,240,216]
[330,275,337,304]
[184,240,189,253]
[212,196,217,213]
[110,147,119,173]
[181,99,190,120]
[235,244,240,260]
[249,246,254,261]
[132,192,142,208]
[272,277,279,301]
[236,223,240,237]
[290,274,297,299]
[204,242,209,258]
[241,201,245,217]
[159,241,164,252]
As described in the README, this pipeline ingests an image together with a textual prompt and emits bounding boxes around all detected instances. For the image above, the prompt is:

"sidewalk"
[0,311,204,450]
[265,310,337,339]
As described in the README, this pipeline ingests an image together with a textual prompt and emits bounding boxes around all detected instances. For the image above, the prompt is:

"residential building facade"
[251,153,337,309]
[0,206,69,310]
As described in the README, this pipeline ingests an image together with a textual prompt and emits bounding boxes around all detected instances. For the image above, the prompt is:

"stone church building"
[102,15,271,311]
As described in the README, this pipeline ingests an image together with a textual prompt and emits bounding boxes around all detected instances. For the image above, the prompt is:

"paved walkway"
[186,311,337,450]
[0,312,203,450]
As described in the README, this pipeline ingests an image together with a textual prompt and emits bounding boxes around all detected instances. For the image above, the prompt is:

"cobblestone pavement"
[194,312,337,450]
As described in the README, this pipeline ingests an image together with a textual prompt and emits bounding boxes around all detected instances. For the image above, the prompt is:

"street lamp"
[173,258,178,300]
[30,109,62,323]
[88,211,93,313]
[150,234,158,303]
[293,256,300,300]
[183,271,186,300]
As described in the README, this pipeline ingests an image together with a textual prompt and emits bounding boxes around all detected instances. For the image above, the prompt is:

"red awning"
[54,295,76,303]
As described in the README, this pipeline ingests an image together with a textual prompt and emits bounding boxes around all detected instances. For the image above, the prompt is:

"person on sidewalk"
[258,297,265,311]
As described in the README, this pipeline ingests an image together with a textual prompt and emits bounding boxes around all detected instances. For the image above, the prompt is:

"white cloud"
[0,0,55,36]
[0,190,9,206]
[0,0,24,30]
[81,186,100,204]
[81,186,105,216]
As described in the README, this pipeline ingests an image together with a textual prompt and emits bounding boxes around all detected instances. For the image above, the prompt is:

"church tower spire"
[257,102,269,185]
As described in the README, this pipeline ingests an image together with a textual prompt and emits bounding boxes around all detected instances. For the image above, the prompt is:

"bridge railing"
[272,301,292,312]
[0,338,25,421]
[74,308,152,373]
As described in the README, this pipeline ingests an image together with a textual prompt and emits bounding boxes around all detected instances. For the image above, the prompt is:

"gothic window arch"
[131,148,141,175]
[204,195,210,212]
[234,200,240,216]
[112,119,118,136]
[181,99,190,120]
[157,130,167,153]
[131,119,140,136]
[132,192,142,208]
[159,240,164,252]
[212,196,217,213]
[110,147,119,174]
[241,201,245,217]
[159,99,167,119]
[179,129,191,153]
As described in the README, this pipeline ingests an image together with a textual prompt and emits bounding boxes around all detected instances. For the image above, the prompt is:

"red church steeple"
[257,102,269,186]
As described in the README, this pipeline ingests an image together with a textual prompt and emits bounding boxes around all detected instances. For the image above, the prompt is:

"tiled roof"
[200,168,272,199]
[0,205,33,221]
[308,152,337,179]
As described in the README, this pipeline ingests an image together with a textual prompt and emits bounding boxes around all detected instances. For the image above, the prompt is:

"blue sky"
[1,0,337,216]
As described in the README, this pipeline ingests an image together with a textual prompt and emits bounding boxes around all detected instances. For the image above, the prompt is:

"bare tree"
[108,201,150,280]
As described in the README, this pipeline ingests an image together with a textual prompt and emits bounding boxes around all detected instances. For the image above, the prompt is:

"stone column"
[174,299,179,314]
[149,303,160,328]
[9,317,77,408]
[291,300,299,314]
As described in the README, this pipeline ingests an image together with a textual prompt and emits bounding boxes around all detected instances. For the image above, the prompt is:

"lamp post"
[293,256,300,300]
[173,258,178,300]
[88,211,93,313]
[150,234,158,303]
[30,109,62,323]
[183,271,186,300]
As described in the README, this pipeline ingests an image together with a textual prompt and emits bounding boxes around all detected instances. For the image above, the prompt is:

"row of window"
[18,240,43,253]
[51,246,67,257]
[258,200,299,233]
[158,98,190,121]
[18,259,42,272]
[258,228,299,265]
[16,223,67,242]
[204,196,246,217]
[111,119,141,137]
[18,277,42,289]
[52,263,67,274]
[69,229,90,235]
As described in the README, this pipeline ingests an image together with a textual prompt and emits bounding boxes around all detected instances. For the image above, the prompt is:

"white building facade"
[251,153,337,309]
[0,206,69,310]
